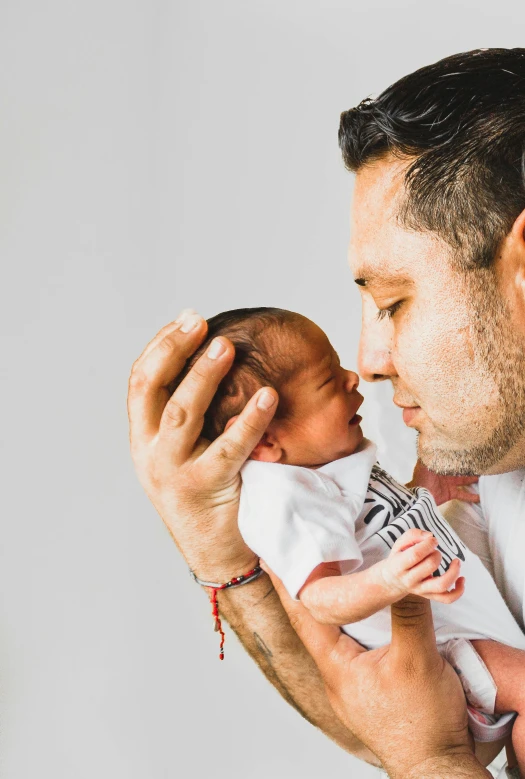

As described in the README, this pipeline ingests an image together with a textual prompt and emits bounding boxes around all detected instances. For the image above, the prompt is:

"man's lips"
[393,396,421,426]
[402,407,421,425]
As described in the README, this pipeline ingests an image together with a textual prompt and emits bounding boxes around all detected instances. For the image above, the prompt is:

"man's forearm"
[217,571,381,767]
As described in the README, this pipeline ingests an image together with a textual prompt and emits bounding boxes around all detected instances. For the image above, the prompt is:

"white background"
[1,1,523,777]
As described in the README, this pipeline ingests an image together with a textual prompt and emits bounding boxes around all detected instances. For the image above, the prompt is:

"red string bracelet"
[190,563,263,660]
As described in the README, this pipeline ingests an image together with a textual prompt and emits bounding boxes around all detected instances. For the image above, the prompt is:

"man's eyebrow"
[354,269,412,288]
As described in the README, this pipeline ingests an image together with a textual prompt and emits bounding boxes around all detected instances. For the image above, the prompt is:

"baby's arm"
[299,528,465,625]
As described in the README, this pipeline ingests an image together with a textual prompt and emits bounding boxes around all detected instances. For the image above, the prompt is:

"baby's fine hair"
[170,307,306,440]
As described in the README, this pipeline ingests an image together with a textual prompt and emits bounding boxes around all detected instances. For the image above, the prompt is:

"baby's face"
[275,322,364,467]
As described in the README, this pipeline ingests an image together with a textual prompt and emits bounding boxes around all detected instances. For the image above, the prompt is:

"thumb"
[389,594,440,671]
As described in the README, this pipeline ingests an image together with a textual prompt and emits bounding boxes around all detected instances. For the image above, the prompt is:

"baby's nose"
[343,370,360,392]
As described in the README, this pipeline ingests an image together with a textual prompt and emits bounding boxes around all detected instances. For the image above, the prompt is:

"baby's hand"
[381,528,465,604]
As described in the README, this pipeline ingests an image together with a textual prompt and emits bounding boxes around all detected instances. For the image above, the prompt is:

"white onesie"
[239,439,525,742]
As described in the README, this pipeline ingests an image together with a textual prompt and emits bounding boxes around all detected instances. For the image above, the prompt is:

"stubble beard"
[417,268,525,476]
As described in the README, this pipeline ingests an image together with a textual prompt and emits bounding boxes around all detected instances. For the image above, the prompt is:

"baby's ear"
[223,417,282,462]
[250,432,283,463]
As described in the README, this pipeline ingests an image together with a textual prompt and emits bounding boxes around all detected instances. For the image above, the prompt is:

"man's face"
[348,156,525,475]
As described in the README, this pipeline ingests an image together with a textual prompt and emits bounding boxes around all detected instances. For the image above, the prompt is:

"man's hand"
[263,564,491,779]
[127,310,278,580]
[409,461,480,506]
[382,528,465,605]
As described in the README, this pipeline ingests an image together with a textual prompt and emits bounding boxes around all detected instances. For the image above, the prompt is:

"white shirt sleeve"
[239,461,364,599]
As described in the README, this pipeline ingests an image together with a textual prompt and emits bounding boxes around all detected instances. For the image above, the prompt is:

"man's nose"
[358,311,396,383]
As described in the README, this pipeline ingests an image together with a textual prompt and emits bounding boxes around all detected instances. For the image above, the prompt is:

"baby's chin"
[311,439,365,468]
[326,447,360,464]
[278,428,365,467]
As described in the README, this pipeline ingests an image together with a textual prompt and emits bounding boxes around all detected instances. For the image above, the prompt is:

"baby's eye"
[376,300,403,321]
[319,376,335,389]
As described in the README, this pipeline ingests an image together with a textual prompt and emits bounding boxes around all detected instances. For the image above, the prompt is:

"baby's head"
[174,307,363,467]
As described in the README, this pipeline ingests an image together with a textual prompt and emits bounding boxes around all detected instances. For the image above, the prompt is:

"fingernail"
[174,308,196,326]
[179,312,202,333]
[257,390,276,410]
[259,559,268,571]
[207,338,226,360]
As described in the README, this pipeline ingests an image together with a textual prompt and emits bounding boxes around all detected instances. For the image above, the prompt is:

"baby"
[176,307,525,773]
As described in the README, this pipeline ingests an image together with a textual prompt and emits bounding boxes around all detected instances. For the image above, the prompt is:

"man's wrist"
[190,559,261,588]
[190,562,270,606]
[187,550,260,584]
[391,752,491,779]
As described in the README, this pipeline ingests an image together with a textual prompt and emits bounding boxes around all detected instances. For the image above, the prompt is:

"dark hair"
[170,307,306,440]
[339,48,525,269]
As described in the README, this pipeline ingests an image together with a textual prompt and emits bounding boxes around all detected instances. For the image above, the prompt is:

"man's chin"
[416,434,480,477]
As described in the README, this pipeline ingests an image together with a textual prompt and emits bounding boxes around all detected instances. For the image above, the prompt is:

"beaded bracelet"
[190,562,264,659]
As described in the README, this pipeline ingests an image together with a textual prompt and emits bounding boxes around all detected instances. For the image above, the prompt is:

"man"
[128,49,525,777]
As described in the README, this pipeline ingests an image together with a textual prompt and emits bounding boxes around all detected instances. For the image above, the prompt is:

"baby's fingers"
[401,549,442,586]
[391,528,434,554]
[425,577,465,604]
[390,531,438,572]
[416,558,461,595]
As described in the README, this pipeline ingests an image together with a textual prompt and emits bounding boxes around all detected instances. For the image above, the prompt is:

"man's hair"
[339,48,525,269]
[170,307,305,440]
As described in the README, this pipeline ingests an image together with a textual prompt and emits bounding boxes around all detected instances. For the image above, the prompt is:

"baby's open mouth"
[349,395,364,426]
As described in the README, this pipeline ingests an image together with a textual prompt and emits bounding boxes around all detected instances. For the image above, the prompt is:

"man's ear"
[224,417,283,462]
[495,208,525,321]
[511,207,525,243]
[508,207,525,293]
